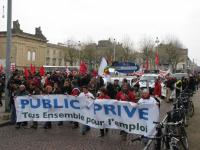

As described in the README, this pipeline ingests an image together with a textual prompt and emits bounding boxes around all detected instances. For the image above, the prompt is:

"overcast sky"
[0,0,200,64]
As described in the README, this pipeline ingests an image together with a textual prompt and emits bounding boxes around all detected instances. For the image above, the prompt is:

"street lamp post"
[5,0,12,112]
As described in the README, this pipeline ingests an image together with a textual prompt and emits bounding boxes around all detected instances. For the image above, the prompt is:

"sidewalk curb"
[0,120,10,127]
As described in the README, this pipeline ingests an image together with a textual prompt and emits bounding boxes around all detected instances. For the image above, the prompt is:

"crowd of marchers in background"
[0,69,199,141]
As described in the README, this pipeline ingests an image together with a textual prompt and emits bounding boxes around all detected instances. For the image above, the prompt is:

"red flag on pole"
[79,61,88,75]
[39,66,45,76]
[24,67,29,79]
[0,64,3,73]
[30,64,36,74]
[155,51,159,66]
[33,65,36,74]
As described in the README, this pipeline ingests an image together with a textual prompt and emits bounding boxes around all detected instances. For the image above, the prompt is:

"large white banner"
[15,95,159,136]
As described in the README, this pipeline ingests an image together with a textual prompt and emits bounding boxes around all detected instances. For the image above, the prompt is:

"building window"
[53,58,56,66]
[59,59,62,66]
[27,51,31,61]
[32,51,36,61]
[53,50,56,55]
[47,49,50,55]
[46,57,50,65]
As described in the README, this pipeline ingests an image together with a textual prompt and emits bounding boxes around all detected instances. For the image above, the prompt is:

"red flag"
[24,67,29,79]
[92,70,98,77]
[39,66,45,76]
[155,51,159,66]
[30,64,36,74]
[79,61,88,75]
[0,64,3,73]
[33,65,36,74]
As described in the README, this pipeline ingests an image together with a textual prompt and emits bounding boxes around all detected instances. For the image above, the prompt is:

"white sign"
[15,95,159,136]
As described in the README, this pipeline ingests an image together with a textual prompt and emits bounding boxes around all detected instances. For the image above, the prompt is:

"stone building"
[0,20,70,69]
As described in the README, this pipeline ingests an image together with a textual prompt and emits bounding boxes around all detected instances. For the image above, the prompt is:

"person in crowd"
[71,79,81,96]
[97,87,110,137]
[115,83,136,141]
[43,85,54,129]
[0,74,5,107]
[70,79,81,129]
[62,79,72,95]
[165,76,176,102]
[106,80,115,99]
[154,78,161,98]
[79,85,94,135]
[28,80,42,129]
[122,78,130,88]
[138,88,159,104]
[175,78,182,98]
[15,84,29,129]
[113,79,121,97]
[188,75,196,92]
[52,82,64,126]
[96,76,104,90]
[88,77,98,97]
[181,77,188,91]
[116,83,136,103]
[137,88,159,145]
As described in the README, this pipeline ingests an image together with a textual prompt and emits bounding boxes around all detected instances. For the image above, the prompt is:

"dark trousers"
[44,122,52,128]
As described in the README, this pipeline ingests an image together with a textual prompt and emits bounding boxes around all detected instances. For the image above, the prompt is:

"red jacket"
[71,88,80,96]
[154,81,161,97]
[98,95,110,100]
[115,91,136,103]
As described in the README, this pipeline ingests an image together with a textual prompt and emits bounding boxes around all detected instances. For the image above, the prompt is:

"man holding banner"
[116,83,136,141]
[79,85,95,135]
[15,84,29,129]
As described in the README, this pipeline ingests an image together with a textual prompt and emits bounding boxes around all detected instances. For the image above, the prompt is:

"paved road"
[0,100,171,150]
[187,90,200,150]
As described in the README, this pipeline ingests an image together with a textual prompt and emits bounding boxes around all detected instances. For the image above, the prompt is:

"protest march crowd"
[0,66,199,141]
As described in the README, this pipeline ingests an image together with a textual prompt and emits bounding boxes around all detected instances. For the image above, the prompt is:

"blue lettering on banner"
[70,100,80,109]
[53,99,63,108]
[117,105,121,116]
[30,99,40,109]
[42,99,52,108]
[21,99,29,109]
[138,108,149,120]
[94,103,102,114]
[123,106,137,118]
[64,99,69,108]
[104,104,116,115]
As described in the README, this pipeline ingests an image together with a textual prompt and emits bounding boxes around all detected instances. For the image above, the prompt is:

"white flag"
[98,57,108,77]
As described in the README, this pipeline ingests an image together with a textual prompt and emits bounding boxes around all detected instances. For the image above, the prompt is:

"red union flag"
[0,64,3,73]
[39,66,45,76]
[155,51,159,66]
[79,61,87,75]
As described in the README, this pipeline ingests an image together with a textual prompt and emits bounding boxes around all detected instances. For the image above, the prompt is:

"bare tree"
[63,40,79,66]
[159,36,187,71]
[121,36,135,61]
[139,37,155,69]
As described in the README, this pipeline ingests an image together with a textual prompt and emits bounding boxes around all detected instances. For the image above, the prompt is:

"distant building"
[0,20,72,69]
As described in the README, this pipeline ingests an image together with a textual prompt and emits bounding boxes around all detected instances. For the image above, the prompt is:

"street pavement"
[0,98,172,150]
[186,89,200,150]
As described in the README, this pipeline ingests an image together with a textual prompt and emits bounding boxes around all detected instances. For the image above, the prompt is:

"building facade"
[0,20,70,69]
